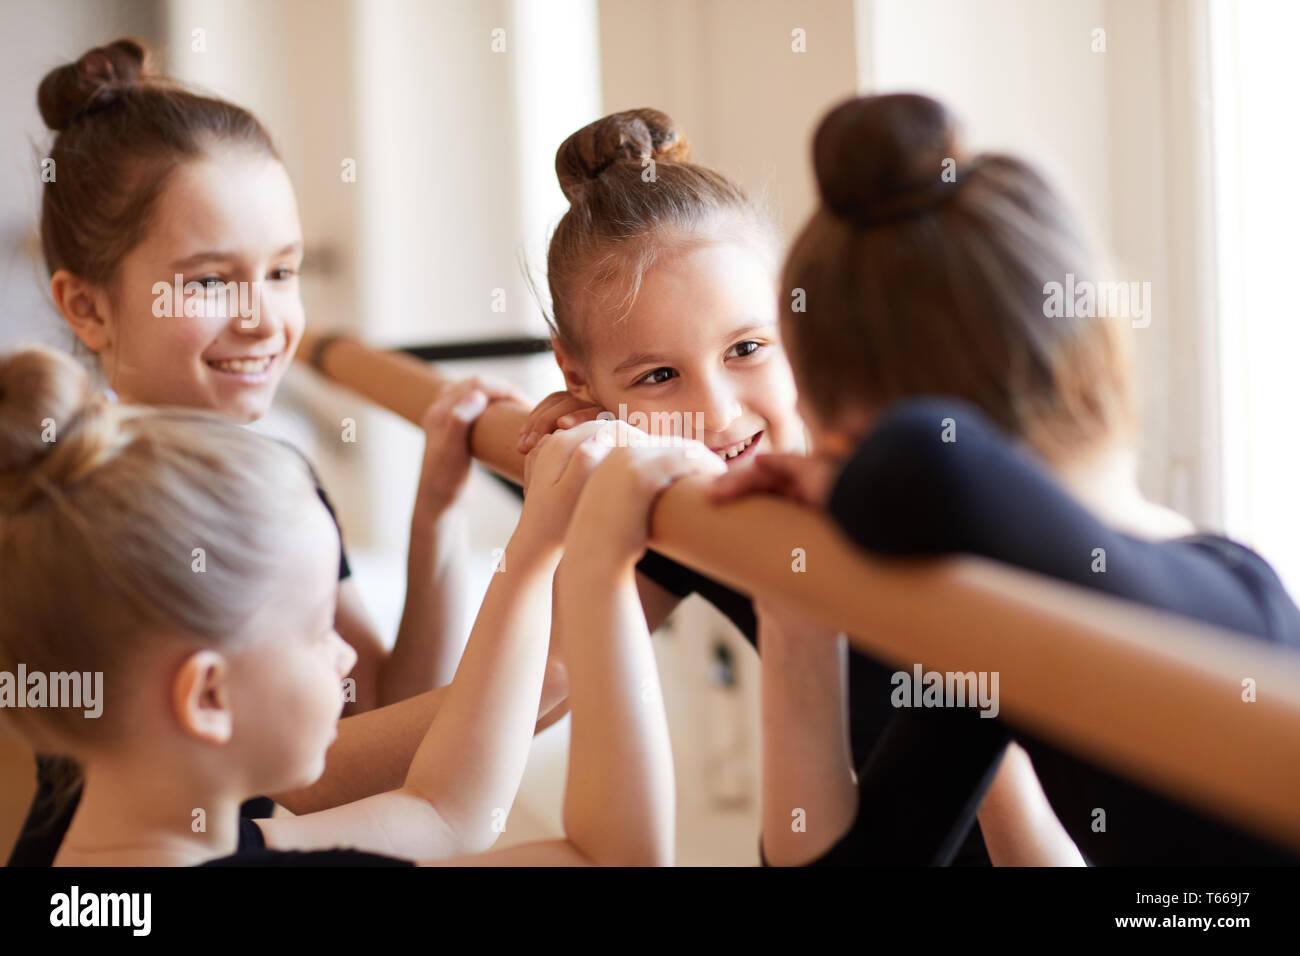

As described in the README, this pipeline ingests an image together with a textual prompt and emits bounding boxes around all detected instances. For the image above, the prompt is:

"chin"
[279,755,328,793]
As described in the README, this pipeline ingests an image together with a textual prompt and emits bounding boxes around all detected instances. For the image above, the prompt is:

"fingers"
[555,406,603,429]
[706,454,802,503]
[518,391,602,454]
[423,374,530,434]
[467,375,531,409]
[523,418,611,491]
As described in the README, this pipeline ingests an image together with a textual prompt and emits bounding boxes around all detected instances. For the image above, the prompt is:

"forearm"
[401,538,558,854]
[384,508,471,699]
[977,743,1085,866]
[557,556,675,866]
[759,625,857,866]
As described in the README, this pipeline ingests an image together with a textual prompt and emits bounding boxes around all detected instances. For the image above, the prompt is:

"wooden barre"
[297,332,1300,853]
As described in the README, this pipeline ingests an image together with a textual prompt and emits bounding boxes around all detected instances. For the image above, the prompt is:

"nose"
[693,371,743,437]
[229,280,282,341]
[333,632,358,679]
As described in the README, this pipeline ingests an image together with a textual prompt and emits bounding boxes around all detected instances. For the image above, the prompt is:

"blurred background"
[0,0,1295,864]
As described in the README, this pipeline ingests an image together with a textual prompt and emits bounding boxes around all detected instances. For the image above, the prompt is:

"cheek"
[270,284,306,338]
[747,360,799,424]
[110,286,226,396]
[244,648,338,737]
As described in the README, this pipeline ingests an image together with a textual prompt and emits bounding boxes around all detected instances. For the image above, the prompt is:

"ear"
[172,649,234,746]
[551,339,598,406]
[50,270,113,353]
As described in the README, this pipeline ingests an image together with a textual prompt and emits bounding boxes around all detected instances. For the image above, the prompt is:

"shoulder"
[1175,533,1300,644]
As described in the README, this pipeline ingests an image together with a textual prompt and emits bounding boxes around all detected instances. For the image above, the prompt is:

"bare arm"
[418,556,676,868]
[758,611,858,865]
[335,378,532,714]
[977,743,1085,866]
[532,567,682,733]
[386,507,471,695]
[421,439,711,866]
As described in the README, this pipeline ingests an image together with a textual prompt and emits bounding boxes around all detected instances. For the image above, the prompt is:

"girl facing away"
[0,346,721,866]
[710,92,1300,865]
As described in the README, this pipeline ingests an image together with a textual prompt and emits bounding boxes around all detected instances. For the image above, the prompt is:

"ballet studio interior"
[0,0,1297,898]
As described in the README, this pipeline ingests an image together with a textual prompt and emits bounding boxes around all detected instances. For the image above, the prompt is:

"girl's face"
[93,147,305,423]
[229,498,356,794]
[559,241,804,465]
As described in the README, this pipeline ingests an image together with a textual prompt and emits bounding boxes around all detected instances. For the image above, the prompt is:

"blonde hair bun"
[0,347,121,510]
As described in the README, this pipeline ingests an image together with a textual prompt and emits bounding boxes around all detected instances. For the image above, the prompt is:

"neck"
[1055,442,1194,540]
[55,753,243,867]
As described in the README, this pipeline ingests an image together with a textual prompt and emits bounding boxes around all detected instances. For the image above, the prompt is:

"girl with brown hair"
[711,92,1300,865]
[10,36,546,865]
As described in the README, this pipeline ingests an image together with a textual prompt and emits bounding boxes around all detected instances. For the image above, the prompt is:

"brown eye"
[636,367,677,386]
[727,341,762,359]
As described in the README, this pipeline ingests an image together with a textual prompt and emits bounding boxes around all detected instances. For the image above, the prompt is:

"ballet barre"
[296,331,1300,853]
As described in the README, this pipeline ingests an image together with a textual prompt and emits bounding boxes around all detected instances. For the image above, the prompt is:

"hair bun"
[0,347,121,511]
[813,93,970,226]
[37,38,147,132]
[555,108,691,201]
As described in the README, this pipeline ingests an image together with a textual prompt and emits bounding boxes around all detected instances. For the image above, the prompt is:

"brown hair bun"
[555,108,692,201]
[37,38,148,132]
[813,93,970,226]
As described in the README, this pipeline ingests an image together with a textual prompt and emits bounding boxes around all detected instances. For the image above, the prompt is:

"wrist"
[410,496,464,533]
[504,529,563,570]
[557,547,639,586]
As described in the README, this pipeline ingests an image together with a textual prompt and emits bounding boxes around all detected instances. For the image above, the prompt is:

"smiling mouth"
[205,354,278,377]
[713,430,762,463]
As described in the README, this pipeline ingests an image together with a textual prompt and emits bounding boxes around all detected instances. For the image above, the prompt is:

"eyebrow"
[169,241,303,270]
[610,323,775,375]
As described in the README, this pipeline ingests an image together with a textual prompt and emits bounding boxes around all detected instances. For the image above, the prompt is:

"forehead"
[139,149,300,258]
[585,241,778,361]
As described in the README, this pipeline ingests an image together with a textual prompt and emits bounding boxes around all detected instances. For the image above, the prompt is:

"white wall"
[598,0,860,239]
[0,0,162,358]
[863,0,1220,525]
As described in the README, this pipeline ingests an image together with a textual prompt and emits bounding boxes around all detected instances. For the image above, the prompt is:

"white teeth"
[210,356,274,375]
[720,434,757,460]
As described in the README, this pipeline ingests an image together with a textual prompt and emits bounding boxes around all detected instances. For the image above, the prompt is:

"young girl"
[0,346,718,865]
[710,92,1300,865]
[510,108,1018,864]
[11,36,547,864]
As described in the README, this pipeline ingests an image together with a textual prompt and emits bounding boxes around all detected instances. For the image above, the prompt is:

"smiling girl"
[509,109,1022,864]
[10,37,536,865]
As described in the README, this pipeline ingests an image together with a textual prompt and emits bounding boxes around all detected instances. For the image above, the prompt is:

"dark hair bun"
[556,108,692,201]
[37,38,147,132]
[813,93,969,226]
[0,347,119,510]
